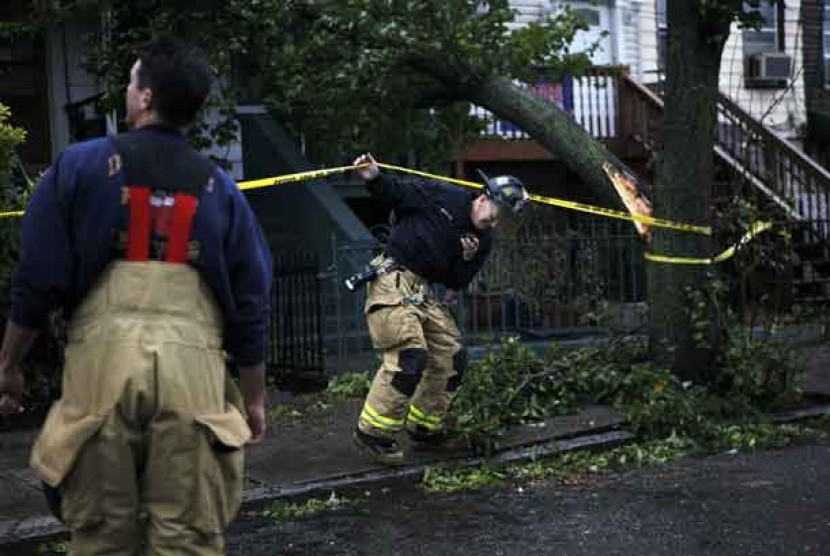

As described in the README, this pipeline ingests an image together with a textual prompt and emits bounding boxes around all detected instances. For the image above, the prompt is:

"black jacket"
[366,173,493,290]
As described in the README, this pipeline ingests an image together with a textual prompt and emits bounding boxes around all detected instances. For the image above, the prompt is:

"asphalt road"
[227,443,830,556]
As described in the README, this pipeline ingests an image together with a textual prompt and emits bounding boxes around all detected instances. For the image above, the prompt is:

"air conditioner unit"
[746,52,792,82]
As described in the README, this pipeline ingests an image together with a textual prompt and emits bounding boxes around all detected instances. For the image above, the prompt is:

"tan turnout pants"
[30,262,251,556]
[358,267,467,438]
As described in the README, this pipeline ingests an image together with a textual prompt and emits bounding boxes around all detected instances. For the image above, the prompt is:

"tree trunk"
[465,75,632,209]
[406,53,643,210]
[648,1,729,377]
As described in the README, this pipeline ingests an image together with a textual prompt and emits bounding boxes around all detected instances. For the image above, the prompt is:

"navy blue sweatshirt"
[366,174,492,290]
[10,127,273,366]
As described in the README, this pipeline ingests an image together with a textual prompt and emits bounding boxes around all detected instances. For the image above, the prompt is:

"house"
[454,0,830,349]
[2,1,828,374]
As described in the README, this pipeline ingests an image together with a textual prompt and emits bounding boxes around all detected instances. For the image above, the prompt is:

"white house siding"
[616,0,660,81]
[507,0,548,31]
[513,1,625,65]
[717,1,806,138]
[617,1,806,139]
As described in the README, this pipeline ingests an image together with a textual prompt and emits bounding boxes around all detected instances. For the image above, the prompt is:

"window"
[742,1,781,55]
[741,1,791,86]
[573,8,600,27]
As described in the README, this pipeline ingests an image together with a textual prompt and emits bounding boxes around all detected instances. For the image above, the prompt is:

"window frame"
[742,1,783,55]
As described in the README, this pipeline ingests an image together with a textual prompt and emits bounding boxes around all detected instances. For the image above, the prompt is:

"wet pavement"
[2,329,827,552]
[0,398,626,548]
[226,442,830,556]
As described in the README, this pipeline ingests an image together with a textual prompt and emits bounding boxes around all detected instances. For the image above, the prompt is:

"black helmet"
[477,169,529,214]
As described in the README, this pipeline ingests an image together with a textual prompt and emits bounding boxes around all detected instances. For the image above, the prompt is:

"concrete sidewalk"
[2,337,827,549]
[0,397,627,548]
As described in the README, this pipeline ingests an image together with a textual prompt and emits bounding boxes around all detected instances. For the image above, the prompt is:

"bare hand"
[245,400,267,446]
[353,153,379,181]
[0,366,24,414]
[460,235,480,261]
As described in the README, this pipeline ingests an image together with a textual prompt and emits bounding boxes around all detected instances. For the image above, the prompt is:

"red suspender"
[126,187,198,263]
[126,186,151,261]
[165,193,198,263]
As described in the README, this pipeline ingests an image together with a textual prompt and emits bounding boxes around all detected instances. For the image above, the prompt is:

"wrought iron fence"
[323,217,647,368]
[268,251,325,387]
[727,218,830,312]
[319,216,830,373]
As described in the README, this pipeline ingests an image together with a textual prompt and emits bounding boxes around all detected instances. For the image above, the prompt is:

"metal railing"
[715,94,830,227]
[268,251,325,381]
[728,218,830,310]
[619,74,830,231]
[323,217,647,366]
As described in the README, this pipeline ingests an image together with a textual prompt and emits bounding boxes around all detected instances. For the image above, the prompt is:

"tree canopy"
[9,1,600,168]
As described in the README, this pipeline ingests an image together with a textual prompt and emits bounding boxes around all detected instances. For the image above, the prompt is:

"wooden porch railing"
[715,93,830,226]
[475,66,830,237]
[472,66,627,140]
[617,75,664,155]
[617,74,830,234]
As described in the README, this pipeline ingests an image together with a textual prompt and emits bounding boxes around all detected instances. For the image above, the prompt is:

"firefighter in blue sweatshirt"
[0,40,271,555]
[351,153,529,466]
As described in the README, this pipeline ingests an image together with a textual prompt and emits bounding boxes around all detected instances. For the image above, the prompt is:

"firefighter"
[351,153,528,465]
[0,40,272,555]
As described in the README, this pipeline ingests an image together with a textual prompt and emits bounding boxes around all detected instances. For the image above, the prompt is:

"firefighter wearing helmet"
[350,153,528,465]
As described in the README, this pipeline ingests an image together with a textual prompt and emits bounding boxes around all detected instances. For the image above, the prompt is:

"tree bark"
[464,75,631,208]
[406,53,638,210]
[648,1,729,376]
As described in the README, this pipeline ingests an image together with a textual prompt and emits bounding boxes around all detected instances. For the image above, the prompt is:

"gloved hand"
[353,153,379,181]
[460,234,480,261]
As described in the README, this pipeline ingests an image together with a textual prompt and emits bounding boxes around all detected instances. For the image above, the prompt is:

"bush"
[0,103,64,416]
[449,336,577,454]
[0,102,28,283]
[715,326,803,414]
[325,371,372,399]
[448,329,805,453]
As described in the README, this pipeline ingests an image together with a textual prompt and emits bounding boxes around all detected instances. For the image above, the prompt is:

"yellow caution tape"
[644,221,775,265]
[376,163,483,190]
[0,159,774,265]
[527,194,711,235]
[376,163,712,236]
[238,164,362,190]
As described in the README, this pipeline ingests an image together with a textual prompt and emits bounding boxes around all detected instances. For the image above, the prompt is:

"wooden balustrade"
[473,66,628,141]
[473,65,830,233]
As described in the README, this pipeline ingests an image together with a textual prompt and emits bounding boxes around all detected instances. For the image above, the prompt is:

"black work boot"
[352,428,405,466]
[406,426,468,452]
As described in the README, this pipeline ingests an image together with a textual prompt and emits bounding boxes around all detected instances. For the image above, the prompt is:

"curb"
[241,429,635,506]
[4,402,829,549]
[0,427,632,549]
